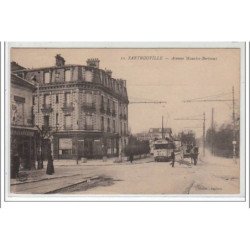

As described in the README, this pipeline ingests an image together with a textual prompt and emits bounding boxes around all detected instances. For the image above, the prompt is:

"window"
[107,118,110,131]
[86,115,92,126]
[12,97,25,125]
[101,116,104,131]
[44,72,50,84]
[85,70,93,82]
[65,115,72,129]
[55,72,60,80]
[44,94,50,106]
[85,115,93,130]
[65,93,71,104]
[56,113,59,125]
[56,94,59,103]
[86,93,93,104]
[65,69,71,82]
[59,138,72,156]
[113,120,116,132]
[107,99,110,110]
[44,116,49,128]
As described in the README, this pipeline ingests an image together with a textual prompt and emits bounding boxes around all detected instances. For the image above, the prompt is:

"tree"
[124,136,150,157]
[206,123,239,157]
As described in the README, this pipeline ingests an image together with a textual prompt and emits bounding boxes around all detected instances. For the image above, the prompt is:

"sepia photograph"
[5,42,245,201]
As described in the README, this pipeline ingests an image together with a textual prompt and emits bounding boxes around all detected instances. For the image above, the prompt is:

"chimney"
[86,58,100,68]
[105,69,112,77]
[55,54,65,67]
[11,61,26,71]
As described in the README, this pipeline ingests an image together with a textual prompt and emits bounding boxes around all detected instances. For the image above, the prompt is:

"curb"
[10,173,81,186]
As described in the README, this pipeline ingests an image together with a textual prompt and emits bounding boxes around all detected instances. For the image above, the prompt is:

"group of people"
[171,145,199,167]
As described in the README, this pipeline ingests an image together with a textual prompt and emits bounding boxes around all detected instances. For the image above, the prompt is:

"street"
[10,153,240,195]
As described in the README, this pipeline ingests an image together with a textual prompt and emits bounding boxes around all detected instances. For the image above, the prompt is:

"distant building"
[134,128,173,154]
[11,73,37,171]
[134,132,151,141]
[148,128,173,141]
[11,55,129,159]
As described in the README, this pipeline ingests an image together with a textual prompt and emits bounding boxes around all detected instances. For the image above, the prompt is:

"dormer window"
[44,72,50,84]
[65,69,71,82]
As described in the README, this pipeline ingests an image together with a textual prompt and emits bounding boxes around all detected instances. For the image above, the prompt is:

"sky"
[11,47,241,137]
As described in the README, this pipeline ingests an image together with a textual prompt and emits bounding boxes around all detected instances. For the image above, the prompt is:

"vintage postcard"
[5,42,245,201]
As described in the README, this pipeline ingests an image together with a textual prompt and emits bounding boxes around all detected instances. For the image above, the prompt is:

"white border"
[5,42,246,202]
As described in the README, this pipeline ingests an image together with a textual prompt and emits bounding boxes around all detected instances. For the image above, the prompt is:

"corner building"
[12,55,129,159]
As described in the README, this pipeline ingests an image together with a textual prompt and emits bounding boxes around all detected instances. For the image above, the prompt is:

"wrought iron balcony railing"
[82,102,96,112]
[106,107,111,115]
[62,102,74,112]
[100,105,106,114]
[64,125,73,130]
[84,124,94,130]
[42,125,51,131]
[41,104,53,113]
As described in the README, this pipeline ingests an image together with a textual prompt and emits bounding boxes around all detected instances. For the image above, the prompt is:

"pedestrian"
[193,146,199,165]
[171,151,175,167]
[129,152,134,163]
[14,153,20,178]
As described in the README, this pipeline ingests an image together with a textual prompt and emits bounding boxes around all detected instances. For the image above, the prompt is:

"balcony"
[62,102,74,112]
[106,107,111,115]
[42,125,51,131]
[41,104,53,113]
[64,125,73,130]
[82,102,96,113]
[100,105,106,114]
[119,114,127,120]
[84,124,94,131]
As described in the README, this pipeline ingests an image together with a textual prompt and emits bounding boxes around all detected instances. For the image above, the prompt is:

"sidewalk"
[11,155,153,186]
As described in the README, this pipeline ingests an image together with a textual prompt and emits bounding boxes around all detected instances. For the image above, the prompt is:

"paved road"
[10,155,240,195]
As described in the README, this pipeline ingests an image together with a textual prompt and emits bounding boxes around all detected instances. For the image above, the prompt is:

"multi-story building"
[148,128,172,141]
[11,55,129,159]
[10,65,37,173]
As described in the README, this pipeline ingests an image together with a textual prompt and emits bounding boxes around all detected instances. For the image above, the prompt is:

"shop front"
[11,126,37,178]
[53,132,119,160]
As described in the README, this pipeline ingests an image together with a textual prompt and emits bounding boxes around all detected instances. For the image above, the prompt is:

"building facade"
[10,72,37,174]
[148,128,173,141]
[12,55,129,159]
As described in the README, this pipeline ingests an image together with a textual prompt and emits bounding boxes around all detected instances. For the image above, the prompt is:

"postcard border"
[4,42,246,202]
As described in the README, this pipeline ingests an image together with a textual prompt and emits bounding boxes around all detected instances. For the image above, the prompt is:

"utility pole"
[174,114,206,157]
[203,112,206,157]
[211,108,214,155]
[162,116,164,139]
[183,87,238,162]
[232,86,236,163]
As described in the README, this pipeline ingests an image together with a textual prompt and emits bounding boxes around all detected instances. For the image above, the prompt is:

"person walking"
[171,151,175,167]
[129,152,134,164]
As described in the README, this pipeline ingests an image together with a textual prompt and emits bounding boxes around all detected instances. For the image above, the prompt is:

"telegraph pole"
[183,87,238,162]
[232,86,236,163]
[174,114,206,156]
[211,108,214,155]
[162,116,164,139]
[203,112,206,157]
